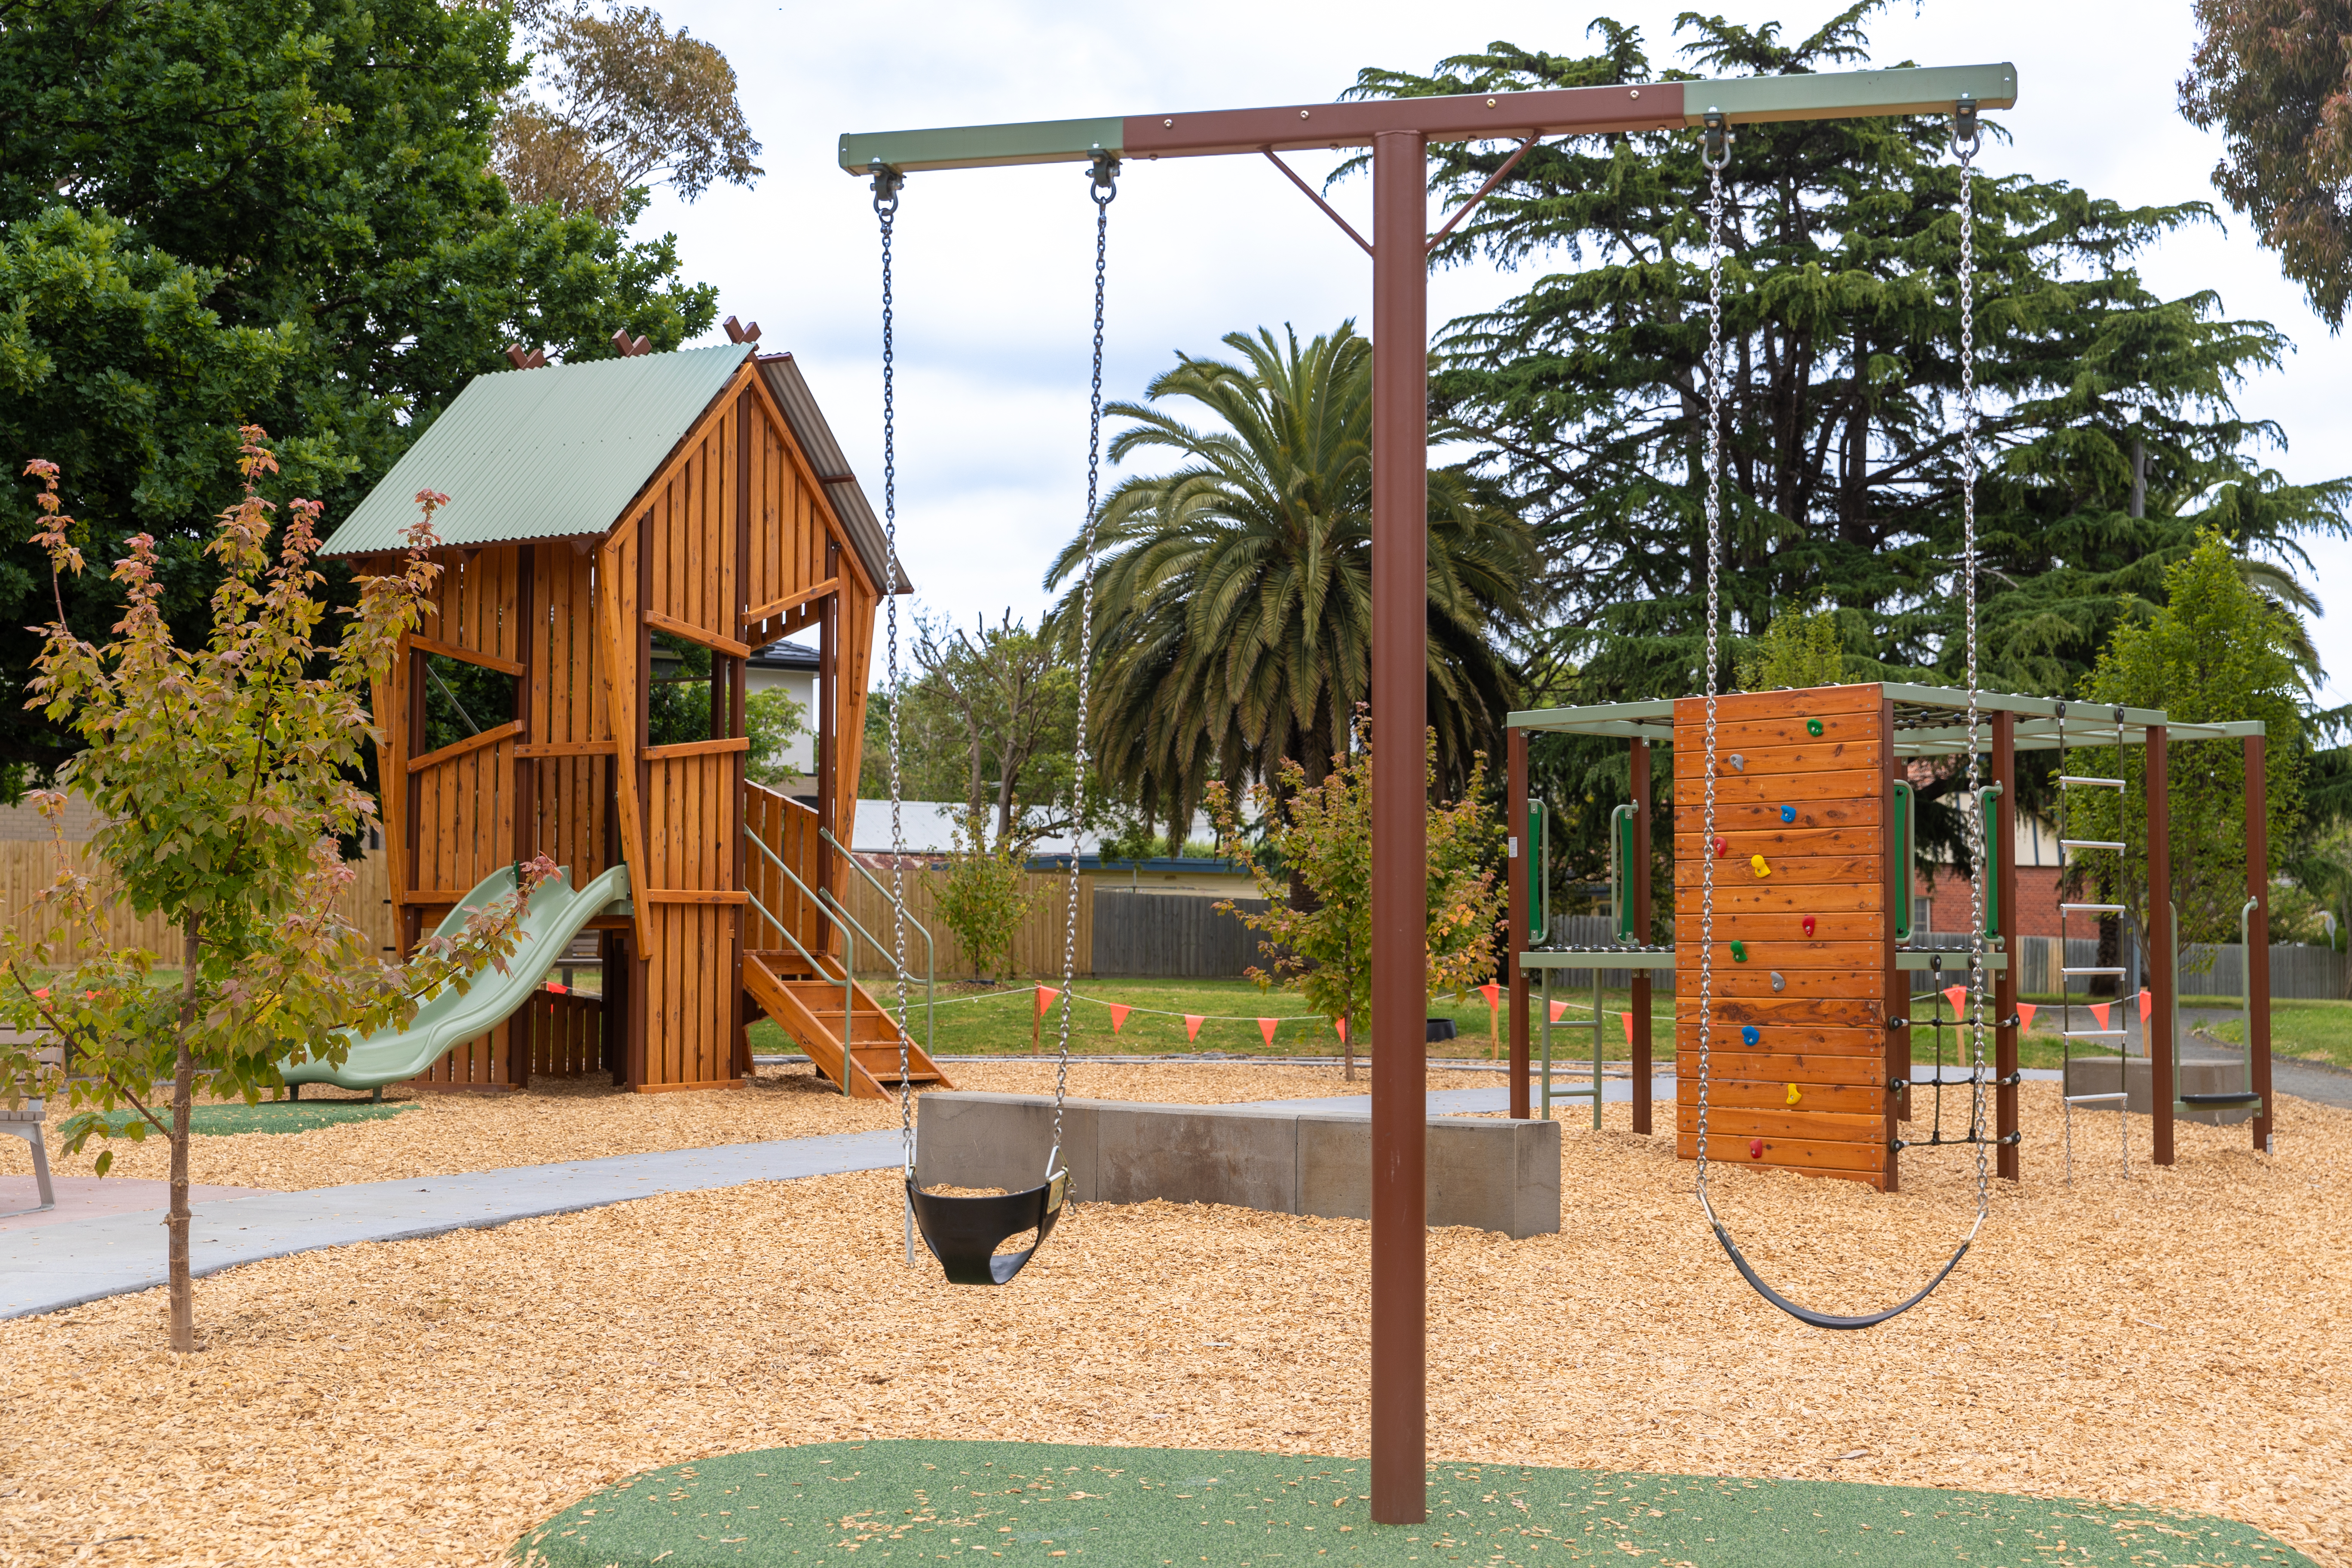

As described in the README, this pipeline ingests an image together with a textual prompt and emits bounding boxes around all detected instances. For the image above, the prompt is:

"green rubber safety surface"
[93,1100,414,1137]
[510,1441,2316,1568]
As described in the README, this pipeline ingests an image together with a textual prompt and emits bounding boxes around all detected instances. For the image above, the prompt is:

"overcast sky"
[632,0,2352,707]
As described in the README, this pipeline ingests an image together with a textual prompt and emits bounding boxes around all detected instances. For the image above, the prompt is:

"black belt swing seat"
[906,1167,1070,1286]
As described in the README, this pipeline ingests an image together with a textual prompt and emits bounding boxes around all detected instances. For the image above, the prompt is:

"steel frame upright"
[839,58,2019,1526]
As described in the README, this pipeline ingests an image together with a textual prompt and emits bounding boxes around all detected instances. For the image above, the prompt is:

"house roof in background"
[749,638,819,671]
[320,343,753,557]
[755,352,910,598]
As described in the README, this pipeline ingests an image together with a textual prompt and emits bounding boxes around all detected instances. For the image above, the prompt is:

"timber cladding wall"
[1672,684,1898,1190]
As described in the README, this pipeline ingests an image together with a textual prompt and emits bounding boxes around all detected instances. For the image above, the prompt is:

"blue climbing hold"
[1780,804,1796,823]
[1741,1025,1761,1046]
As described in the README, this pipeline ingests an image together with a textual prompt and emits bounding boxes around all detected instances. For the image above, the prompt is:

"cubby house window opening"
[646,627,736,747]
[419,652,519,756]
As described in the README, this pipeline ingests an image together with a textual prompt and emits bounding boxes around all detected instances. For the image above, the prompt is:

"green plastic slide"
[281,862,631,1092]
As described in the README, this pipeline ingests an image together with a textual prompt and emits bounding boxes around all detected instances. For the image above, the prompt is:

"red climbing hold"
[1801,915,1816,937]
[1749,1138,1765,1159]
[1713,836,1728,857]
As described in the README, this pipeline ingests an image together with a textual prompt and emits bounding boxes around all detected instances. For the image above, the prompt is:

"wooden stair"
[742,950,953,1099]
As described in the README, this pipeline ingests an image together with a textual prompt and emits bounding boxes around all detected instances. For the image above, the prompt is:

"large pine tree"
[1350,4,2352,891]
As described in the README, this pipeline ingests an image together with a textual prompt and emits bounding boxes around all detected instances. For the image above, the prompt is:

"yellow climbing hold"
[1786,1082,1803,1107]
[1750,853,1772,877]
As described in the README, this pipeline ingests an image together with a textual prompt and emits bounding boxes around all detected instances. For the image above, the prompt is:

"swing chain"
[1051,152,1118,1174]
[1695,119,1730,1207]
[873,161,914,1165]
[1954,107,1994,1219]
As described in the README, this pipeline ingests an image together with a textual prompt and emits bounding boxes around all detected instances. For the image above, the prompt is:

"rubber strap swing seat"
[1685,105,1991,1332]
[873,153,1118,1288]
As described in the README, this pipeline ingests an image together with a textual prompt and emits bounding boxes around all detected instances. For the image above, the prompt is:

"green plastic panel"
[1612,803,1638,941]
[1892,779,1915,941]
[1980,782,2002,937]
[1528,801,1548,940]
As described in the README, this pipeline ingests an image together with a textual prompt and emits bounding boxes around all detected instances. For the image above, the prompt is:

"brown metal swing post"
[840,57,2018,1528]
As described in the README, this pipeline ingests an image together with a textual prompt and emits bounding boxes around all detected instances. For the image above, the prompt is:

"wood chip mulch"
[0,1060,1485,1191]
[0,1084,2344,1567]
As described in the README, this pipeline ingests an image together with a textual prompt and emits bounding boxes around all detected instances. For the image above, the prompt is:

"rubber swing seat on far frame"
[1707,1217,1973,1330]
[906,1171,1069,1286]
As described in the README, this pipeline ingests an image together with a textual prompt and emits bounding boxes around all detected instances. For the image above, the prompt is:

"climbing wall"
[1672,684,1900,1190]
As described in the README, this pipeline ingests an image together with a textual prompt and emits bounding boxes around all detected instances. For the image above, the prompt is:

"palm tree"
[1047,322,1533,851]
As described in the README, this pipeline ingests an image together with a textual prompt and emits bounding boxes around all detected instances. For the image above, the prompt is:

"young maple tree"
[1210,720,1501,1081]
[0,432,552,1352]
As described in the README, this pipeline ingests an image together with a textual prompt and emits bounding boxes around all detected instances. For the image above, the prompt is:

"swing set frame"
[842,59,2018,1528]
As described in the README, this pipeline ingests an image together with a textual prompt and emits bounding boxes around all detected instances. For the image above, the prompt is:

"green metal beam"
[1681,63,2017,126]
[840,63,2017,176]
[840,115,1123,177]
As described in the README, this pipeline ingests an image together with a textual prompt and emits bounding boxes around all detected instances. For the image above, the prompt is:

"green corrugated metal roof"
[320,343,753,557]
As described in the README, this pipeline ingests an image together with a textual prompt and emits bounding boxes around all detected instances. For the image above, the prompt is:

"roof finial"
[504,343,548,369]
[723,315,762,345]
[610,329,651,357]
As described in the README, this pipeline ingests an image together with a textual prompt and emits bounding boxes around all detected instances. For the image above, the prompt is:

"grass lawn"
[747,967,2352,1074]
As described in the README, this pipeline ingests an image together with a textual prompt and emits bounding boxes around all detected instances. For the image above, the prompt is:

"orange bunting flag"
[1335,1017,1348,1043]
[1478,982,1501,1013]
[1943,984,1968,1019]
[2138,987,2153,1024]
[1620,1011,1634,1045]
[545,982,569,995]
[2090,1001,2112,1031]
[2016,1001,2038,1034]
[1185,1014,1205,1042]
[1107,1003,1130,1035]
[1549,999,1570,1023]
[1035,985,1058,1017]
[1259,1017,1279,1048]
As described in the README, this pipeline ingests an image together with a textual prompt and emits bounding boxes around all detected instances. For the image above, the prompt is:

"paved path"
[0,1129,901,1321]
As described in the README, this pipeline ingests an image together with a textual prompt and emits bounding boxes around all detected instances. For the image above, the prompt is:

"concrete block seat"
[2063,1055,2259,1127]
[916,1092,1560,1239]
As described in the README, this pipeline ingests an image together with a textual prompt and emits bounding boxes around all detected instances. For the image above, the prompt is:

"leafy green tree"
[934,806,1041,983]
[0,440,551,1351]
[1049,323,1534,847]
[2064,533,2308,948]
[1350,6,2350,897]
[1210,723,1501,1081]
[1735,602,1847,692]
[0,0,718,775]
[744,688,807,787]
[498,0,764,221]
[2180,0,2352,328]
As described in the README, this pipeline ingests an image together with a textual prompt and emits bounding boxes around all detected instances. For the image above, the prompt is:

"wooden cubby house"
[322,340,952,1096]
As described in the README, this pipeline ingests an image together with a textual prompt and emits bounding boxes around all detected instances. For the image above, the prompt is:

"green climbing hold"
[1806,717,1825,737]
[1730,939,1748,962]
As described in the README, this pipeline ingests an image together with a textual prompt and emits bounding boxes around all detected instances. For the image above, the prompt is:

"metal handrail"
[819,827,937,1065]
[743,829,860,1097]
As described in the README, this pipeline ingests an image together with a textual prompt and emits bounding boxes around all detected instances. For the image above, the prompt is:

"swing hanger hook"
[1088,150,1120,206]
[1952,97,1981,158]
[870,160,905,216]
[1701,112,1733,170]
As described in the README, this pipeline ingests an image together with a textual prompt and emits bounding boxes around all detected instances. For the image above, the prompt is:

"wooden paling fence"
[839,864,1093,981]
[0,840,399,962]
[1092,889,1270,978]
